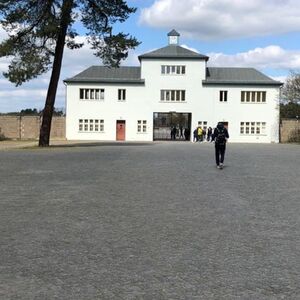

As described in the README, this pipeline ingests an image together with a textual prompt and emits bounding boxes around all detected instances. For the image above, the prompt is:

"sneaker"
[217,165,220,169]
[219,163,223,169]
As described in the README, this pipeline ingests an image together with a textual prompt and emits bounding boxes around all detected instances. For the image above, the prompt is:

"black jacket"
[213,124,229,144]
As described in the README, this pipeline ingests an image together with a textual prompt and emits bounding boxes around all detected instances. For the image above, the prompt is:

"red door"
[116,120,125,141]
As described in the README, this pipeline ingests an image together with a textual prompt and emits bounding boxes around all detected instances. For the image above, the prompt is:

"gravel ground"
[0,142,299,300]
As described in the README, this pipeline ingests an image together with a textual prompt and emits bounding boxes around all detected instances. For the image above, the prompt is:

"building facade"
[65,30,282,143]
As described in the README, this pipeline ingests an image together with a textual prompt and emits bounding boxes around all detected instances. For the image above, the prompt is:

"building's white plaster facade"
[65,31,281,143]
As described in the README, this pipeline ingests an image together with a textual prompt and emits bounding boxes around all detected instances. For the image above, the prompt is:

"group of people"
[193,126,213,142]
[193,123,229,169]
[170,125,190,141]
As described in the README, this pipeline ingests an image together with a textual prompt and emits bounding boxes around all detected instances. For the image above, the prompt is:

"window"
[198,121,208,131]
[118,89,126,101]
[241,91,266,103]
[160,90,186,102]
[219,91,228,102]
[161,65,186,75]
[137,120,147,133]
[79,119,104,132]
[79,89,104,100]
[240,122,266,135]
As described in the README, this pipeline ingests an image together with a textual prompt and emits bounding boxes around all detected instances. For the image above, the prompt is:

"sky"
[1,0,300,112]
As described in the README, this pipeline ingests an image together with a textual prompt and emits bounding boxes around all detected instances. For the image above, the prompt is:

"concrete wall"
[280,119,300,143]
[0,116,65,140]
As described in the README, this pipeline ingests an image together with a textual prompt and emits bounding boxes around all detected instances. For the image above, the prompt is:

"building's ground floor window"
[137,120,147,133]
[240,122,266,135]
[197,121,208,130]
[79,119,104,132]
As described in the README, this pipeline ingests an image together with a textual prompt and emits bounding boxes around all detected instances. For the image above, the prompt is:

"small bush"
[0,133,6,141]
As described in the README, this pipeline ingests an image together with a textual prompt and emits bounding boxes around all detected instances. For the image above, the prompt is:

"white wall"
[66,58,280,143]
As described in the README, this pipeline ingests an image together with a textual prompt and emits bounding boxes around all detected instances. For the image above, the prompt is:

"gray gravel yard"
[0,142,299,300]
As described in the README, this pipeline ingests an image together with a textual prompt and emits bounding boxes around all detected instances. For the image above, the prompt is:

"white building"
[65,30,282,143]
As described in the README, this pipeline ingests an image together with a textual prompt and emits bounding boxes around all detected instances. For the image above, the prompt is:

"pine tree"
[0,0,140,146]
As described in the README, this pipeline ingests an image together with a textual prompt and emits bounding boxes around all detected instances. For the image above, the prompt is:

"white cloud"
[208,45,300,70]
[271,75,287,83]
[180,44,199,53]
[140,0,300,40]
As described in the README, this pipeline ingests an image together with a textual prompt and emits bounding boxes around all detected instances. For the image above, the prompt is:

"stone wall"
[280,119,300,143]
[0,115,299,143]
[0,116,66,140]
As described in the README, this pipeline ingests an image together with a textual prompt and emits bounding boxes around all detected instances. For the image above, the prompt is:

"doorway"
[116,120,126,141]
[153,112,191,140]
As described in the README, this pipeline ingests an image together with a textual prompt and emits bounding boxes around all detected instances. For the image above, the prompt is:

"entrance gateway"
[153,112,192,140]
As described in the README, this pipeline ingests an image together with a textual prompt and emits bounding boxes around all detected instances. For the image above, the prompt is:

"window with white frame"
[198,121,208,131]
[79,119,104,132]
[161,65,186,75]
[219,90,228,102]
[241,91,266,103]
[240,122,266,135]
[137,120,147,133]
[118,89,126,101]
[160,90,186,102]
[79,88,105,100]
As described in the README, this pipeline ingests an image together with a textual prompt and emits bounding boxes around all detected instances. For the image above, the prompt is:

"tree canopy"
[0,0,140,146]
[281,71,300,104]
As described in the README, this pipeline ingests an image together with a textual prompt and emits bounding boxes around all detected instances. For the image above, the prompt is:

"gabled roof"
[203,67,282,86]
[138,45,209,61]
[64,66,144,84]
[168,29,180,36]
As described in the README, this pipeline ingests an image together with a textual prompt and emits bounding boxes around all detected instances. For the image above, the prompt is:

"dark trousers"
[215,143,226,165]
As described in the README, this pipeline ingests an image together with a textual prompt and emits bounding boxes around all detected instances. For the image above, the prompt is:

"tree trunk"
[39,0,74,147]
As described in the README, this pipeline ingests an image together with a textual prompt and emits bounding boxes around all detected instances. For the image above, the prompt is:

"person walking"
[197,126,203,142]
[193,128,198,142]
[207,126,212,142]
[213,122,229,169]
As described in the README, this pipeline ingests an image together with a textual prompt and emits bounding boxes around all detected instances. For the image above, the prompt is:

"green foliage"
[0,0,139,146]
[280,102,300,119]
[0,0,140,86]
[20,108,39,115]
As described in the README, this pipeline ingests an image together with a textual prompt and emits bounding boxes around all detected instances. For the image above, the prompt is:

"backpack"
[215,128,226,145]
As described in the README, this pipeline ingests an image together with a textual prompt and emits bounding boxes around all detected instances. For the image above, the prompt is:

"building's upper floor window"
[240,121,266,135]
[79,88,104,100]
[79,119,104,132]
[219,91,228,102]
[160,90,186,102]
[161,65,186,75]
[118,89,126,101]
[137,120,147,133]
[241,91,266,103]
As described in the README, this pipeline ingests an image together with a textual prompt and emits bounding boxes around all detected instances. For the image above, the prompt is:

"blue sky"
[1,0,300,112]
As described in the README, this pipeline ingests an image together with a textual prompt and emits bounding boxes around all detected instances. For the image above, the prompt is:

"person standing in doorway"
[213,122,229,169]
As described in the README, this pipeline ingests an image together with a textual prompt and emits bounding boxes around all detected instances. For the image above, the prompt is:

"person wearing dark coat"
[207,127,213,142]
[213,122,229,169]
